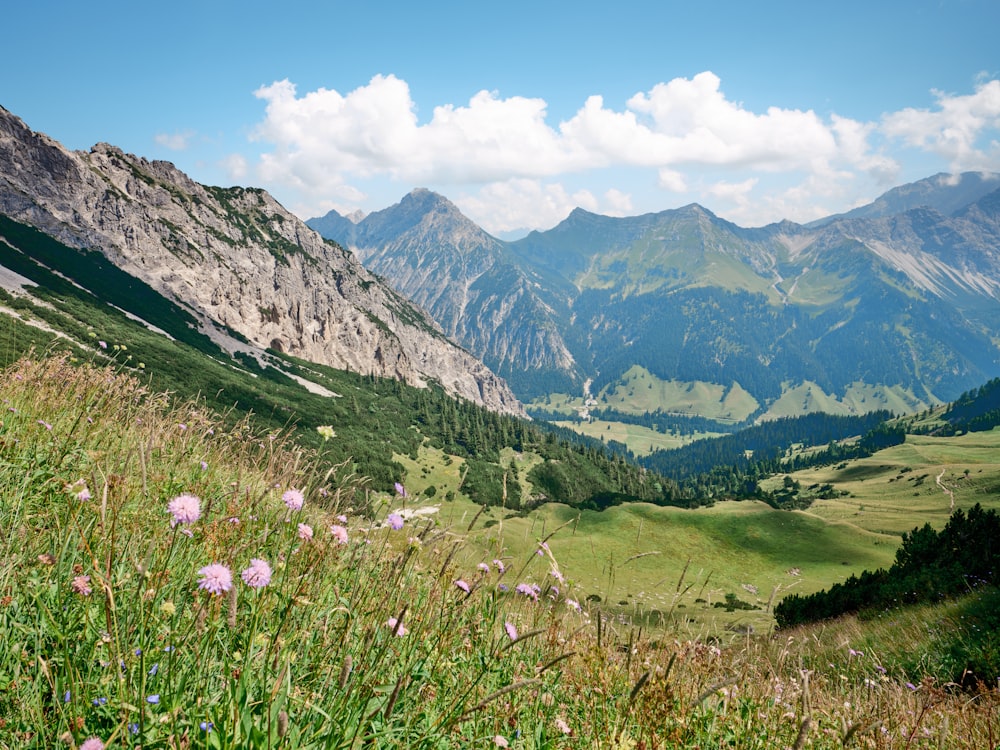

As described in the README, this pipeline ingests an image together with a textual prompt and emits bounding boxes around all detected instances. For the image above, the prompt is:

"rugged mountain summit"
[309,190,578,392]
[0,106,522,415]
[311,176,1000,417]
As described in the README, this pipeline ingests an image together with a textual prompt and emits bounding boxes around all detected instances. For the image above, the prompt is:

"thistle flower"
[71,574,92,596]
[387,513,404,531]
[167,493,201,527]
[80,739,105,750]
[297,523,314,541]
[329,524,349,545]
[282,488,304,511]
[240,558,272,589]
[197,563,233,595]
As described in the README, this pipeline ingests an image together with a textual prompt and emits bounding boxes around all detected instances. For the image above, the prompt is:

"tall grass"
[0,354,997,748]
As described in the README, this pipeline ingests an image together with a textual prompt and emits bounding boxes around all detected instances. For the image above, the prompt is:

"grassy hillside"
[1,354,997,748]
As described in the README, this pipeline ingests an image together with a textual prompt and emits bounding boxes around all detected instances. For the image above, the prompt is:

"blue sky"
[4,0,1000,234]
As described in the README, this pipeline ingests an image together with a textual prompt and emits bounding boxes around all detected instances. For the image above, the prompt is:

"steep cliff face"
[0,106,522,415]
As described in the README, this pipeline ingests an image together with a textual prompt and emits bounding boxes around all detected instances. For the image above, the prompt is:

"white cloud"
[247,73,1000,229]
[220,153,249,181]
[881,80,1000,171]
[154,130,196,151]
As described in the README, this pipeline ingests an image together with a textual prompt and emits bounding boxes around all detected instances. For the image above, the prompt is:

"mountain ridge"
[0,105,524,415]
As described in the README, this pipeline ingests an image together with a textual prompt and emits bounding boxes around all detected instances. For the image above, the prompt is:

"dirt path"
[936,469,955,511]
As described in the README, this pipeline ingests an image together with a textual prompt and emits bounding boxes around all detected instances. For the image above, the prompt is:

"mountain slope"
[313,177,1000,417]
[309,190,581,394]
[0,106,521,415]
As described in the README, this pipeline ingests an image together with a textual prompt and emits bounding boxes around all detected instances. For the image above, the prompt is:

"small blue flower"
[146,694,160,704]
[63,690,71,703]
[148,663,159,676]
[200,721,214,732]
[129,723,139,734]
[92,696,107,706]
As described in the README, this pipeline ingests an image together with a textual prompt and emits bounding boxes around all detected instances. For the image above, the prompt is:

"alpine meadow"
[3,83,1000,750]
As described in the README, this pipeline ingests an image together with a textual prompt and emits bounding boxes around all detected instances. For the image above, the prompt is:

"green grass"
[1,354,998,748]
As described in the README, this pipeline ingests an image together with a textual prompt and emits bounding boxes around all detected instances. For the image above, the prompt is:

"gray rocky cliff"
[0,106,523,415]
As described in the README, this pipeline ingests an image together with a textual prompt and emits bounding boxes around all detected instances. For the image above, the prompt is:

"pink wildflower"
[297,523,314,541]
[98,341,107,349]
[494,736,509,748]
[504,621,518,641]
[387,513,404,530]
[76,487,92,502]
[385,616,408,636]
[515,583,539,601]
[493,559,506,573]
[454,579,470,593]
[167,493,201,527]
[282,488,304,511]
[394,482,407,497]
[240,558,272,589]
[80,739,105,750]
[197,563,233,595]
[555,717,572,735]
[330,524,349,544]
[72,574,92,596]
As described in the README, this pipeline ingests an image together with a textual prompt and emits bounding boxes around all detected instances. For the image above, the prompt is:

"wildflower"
[505,622,518,641]
[178,423,186,431]
[297,523,314,541]
[200,721,214,732]
[493,559,506,573]
[905,682,918,691]
[200,461,208,471]
[498,583,509,592]
[76,487,91,502]
[385,616,409,636]
[330,524,349,544]
[128,723,139,734]
[64,690,71,703]
[197,563,233,595]
[494,736,509,748]
[316,425,336,440]
[282,488,304,511]
[387,512,404,530]
[37,553,56,565]
[80,739,104,750]
[477,562,490,573]
[454,579,470,593]
[146,694,160,704]
[566,598,581,612]
[37,419,52,430]
[515,583,539,601]
[92,697,107,706]
[148,663,158,676]
[555,717,572,735]
[336,514,348,523]
[240,558,273,589]
[98,340,107,349]
[167,493,201,527]
[394,482,407,497]
[72,575,92,596]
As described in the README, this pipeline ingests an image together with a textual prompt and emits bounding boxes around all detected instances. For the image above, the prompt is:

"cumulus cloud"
[881,79,1000,171]
[247,72,1000,228]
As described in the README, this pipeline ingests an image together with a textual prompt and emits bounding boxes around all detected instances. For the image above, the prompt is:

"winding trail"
[936,469,955,511]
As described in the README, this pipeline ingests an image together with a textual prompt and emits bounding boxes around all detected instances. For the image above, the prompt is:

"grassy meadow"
[1,353,999,748]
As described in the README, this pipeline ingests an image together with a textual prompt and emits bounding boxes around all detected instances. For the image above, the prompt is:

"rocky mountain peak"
[0,106,524,416]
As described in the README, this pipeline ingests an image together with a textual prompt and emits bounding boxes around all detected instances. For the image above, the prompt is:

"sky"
[4,0,1000,235]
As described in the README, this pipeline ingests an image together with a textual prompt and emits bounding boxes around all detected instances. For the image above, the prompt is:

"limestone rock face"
[0,106,523,415]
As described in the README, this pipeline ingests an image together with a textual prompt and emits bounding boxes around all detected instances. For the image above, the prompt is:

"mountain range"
[310,173,1000,420]
[0,105,522,415]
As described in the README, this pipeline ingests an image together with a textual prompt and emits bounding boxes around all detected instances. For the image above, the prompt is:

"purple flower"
[297,523,314,541]
[240,558,273,589]
[146,694,160,704]
[197,563,233,595]
[72,575,92,597]
[200,721,214,732]
[906,682,918,691]
[454,579,470,593]
[394,482,407,498]
[37,420,52,430]
[477,562,490,573]
[92,696,107,706]
[76,488,91,502]
[200,461,208,471]
[505,622,518,641]
[385,616,408,636]
[387,513,404,531]
[282,488,304,511]
[330,524,349,544]
[98,340,108,349]
[515,583,539,601]
[493,559,506,573]
[80,739,105,750]
[167,493,201,527]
